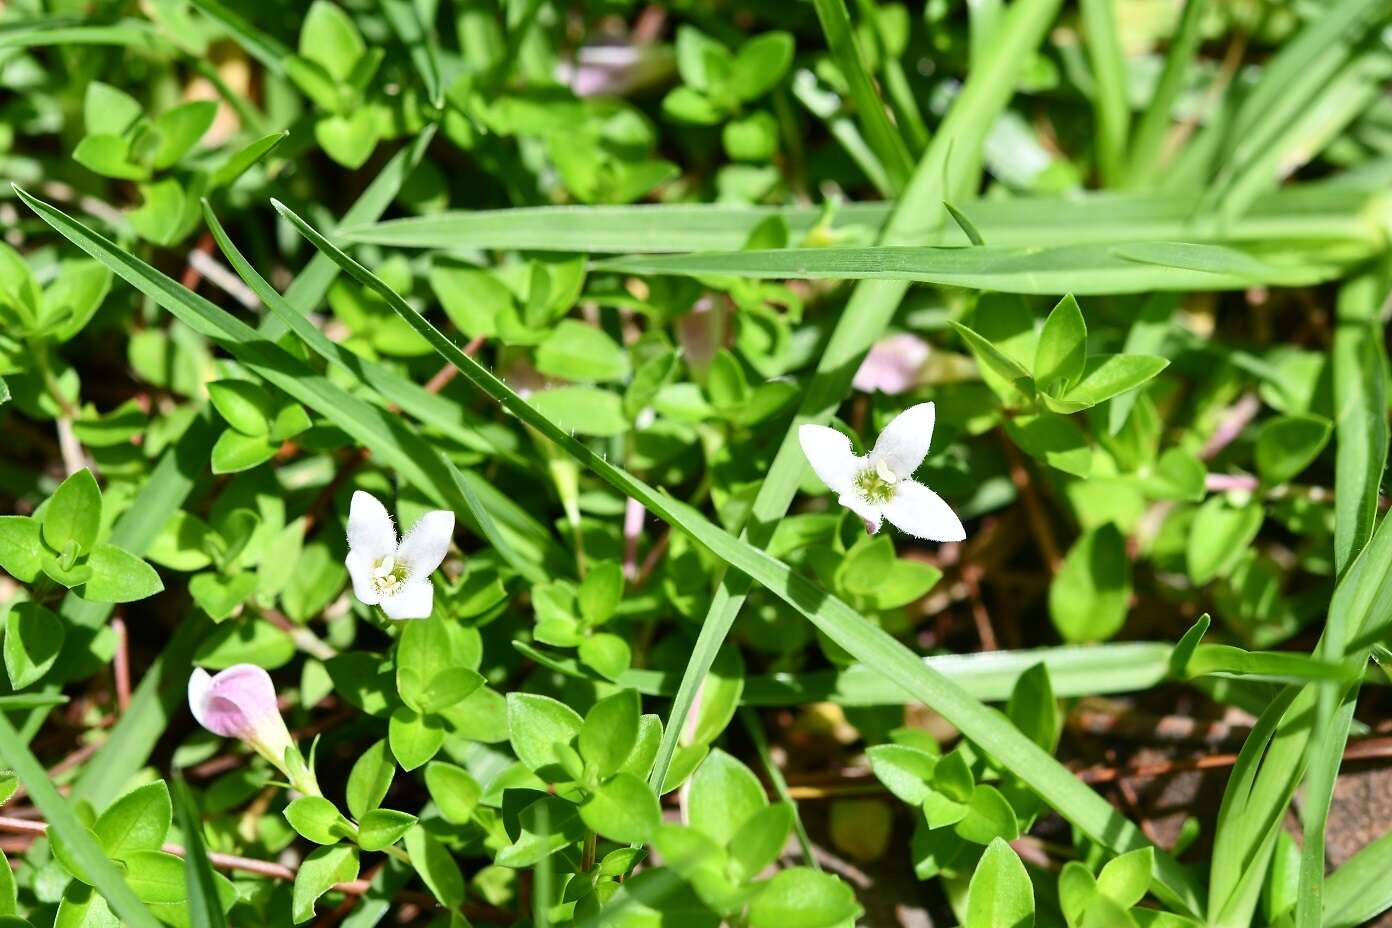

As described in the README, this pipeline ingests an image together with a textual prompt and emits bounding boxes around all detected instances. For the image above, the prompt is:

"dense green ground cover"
[1,0,1391,925]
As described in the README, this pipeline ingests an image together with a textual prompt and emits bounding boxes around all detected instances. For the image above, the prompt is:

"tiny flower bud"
[188,664,302,782]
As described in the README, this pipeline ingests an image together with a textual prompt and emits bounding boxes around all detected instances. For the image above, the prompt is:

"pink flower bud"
[188,664,294,771]
[852,334,930,395]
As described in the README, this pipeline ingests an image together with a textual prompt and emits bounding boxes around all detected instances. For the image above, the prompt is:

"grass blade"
[1323,827,1392,927]
[595,240,1337,295]
[172,775,229,928]
[264,127,435,339]
[517,640,1173,705]
[811,0,915,193]
[186,0,292,74]
[338,181,1384,254]
[1332,268,1389,575]
[377,0,443,106]
[1078,0,1131,186]
[1125,0,1209,185]
[270,196,1204,915]
[0,712,161,927]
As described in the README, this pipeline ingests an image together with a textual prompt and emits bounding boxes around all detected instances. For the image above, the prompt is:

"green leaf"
[129,179,187,246]
[955,784,1020,844]
[1049,524,1132,643]
[0,518,41,582]
[84,82,142,135]
[299,0,364,80]
[1097,847,1153,908]
[951,322,1034,399]
[730,31,794,102]
[43,468,102,555]
[291,845,358,924]
[206,380,274,435]
[535,321,631,382]
[210,429,278,474]
[728,802,794,882]
[82,544,164,603]
[748,867,863,928]
[151,101,217,169]
[1186,498,1263,584]
[580,772,661,844]
[1053,354,1169,412]
[345,740,394,820]
[578,559,624,625]
[387,707,443,771]
[423,762,481,825]
[123,850,189,905]
[356,809,417,852]
[579,690,640,779]
[284,796,355,845]
[1006,414,1091,477]
[211,131,288,189]
[1034,294,1087,396]
[507,692,584,777]
[867,744,937,806]
[94,781,171,861]
[1006,662,1059,751]
[3,604,64,690]
[688,749,767,846]
[966,838,1035,928]
[1255,414,1332,486]
[579,634,631,682]
[403,825,465,909]
[73,134,148,181]
[316,110,380,169]
[1059,860,1099,928]
[529,386,628,437]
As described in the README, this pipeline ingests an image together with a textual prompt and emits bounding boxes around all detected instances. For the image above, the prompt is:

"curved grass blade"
[272,197,1205,915]
[0,712,161,928]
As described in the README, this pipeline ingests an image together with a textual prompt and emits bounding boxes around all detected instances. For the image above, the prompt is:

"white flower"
[798,402,965,541]
[344,490,454,620]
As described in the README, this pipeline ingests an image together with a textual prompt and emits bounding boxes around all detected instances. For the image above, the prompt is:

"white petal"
[381,580,434,620]
[397,510,455,579]
[870,402,936,480]
[187,668,213,731]
[345,548,381,605]
[798,424,862,496]
[347,490,396,560]
[881,480,965,542]
[837,493,883,533]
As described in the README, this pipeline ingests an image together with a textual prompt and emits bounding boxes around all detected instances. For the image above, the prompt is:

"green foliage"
[1,1,1390,926]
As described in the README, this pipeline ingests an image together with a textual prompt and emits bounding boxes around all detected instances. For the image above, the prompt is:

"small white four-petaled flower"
[345,490,454,620]
[799,402,965,541]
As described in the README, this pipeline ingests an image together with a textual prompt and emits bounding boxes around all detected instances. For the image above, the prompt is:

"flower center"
[371,555,409,595]
[854,460,899,505]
